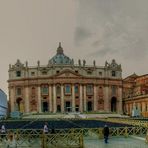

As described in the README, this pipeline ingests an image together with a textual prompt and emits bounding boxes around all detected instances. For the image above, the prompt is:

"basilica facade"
[8,43,123,114]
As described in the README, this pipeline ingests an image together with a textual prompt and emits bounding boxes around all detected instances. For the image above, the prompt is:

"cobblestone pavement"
[84,136,147,148]
[0,136,147,148]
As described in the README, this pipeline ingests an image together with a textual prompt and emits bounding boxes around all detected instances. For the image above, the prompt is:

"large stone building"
[123,74,148,117]
[8,43,123,114]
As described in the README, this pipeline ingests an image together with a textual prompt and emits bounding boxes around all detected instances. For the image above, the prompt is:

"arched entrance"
[42,102,48,112]
[16,98,24,112]
[111,97,117,112]
[65,101,71,112]
[87,101,92,112]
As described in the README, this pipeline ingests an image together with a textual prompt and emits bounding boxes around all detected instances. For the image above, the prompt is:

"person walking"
[6,133,17,148]
[1,124,6,139]
[103,124,109,144]
[43,122,49,134]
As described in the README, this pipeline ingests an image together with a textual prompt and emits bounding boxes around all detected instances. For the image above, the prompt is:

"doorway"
[111,97,117,112]
[87,101,92,112]
[42,102,48,112]
[65,101,71,112]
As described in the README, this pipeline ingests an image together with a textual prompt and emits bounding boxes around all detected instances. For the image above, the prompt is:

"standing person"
[43,122,49,134]
[6,133,17,148]
[103,124,109,144]
[1,124,6,139]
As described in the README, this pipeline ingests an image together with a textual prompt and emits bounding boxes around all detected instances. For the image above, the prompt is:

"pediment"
[54,70,82,78]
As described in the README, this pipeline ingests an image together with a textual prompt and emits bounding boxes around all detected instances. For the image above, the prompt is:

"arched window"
[86,84,93,95]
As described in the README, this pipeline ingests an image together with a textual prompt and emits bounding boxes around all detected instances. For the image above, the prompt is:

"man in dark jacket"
[103,124,109,143]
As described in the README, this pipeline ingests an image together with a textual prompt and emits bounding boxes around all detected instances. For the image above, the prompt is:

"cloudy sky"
[0,0,148,95]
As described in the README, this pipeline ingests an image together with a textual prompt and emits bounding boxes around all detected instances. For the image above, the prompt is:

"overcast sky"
[0,0,148,95]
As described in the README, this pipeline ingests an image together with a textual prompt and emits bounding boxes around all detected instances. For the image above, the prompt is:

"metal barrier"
[99,118,148,128]
[0,127,147,147]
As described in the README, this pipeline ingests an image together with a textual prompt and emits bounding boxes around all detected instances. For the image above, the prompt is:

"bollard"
[79,134,84,148]
[98,128,103,139]
[41,132,47,148]
[124,127,128,138]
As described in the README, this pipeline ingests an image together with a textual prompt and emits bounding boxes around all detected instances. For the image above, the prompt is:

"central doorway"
[65,101,71,112]
[42,102,48,112]
[87,101,92,112]
[111,97,117,112]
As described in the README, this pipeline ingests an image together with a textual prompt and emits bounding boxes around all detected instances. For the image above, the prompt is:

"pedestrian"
[103,124,109,144]
[1,124,6,139]
[6,133,17,148]
[43,122,49,134]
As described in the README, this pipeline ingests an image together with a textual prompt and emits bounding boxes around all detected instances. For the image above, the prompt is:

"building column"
[142,102,146,112]
[61,84,64,113]
[118,87,123,114]
[72,84,75,112]
[53,85,57,113]
[129,104,132,115]
[94,85,97,111]
[49,85,52,112]
[84,85,87,111]
[79,85,83,112]
[37,86,41,113]
[25,86,29,113]
[10,87,15,112]
[104,86,109,112]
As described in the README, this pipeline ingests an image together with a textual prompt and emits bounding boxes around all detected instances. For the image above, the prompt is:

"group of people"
[0,124,17,148]
[0,122,110,147]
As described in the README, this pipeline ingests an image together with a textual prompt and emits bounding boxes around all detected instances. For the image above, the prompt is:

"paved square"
[84,136,147,148]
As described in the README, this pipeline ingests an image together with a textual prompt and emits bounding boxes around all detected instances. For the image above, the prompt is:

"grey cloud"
[74,27,93,46]
[76,0,148,60]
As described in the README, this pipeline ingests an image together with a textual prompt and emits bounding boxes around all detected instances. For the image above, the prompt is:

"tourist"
[103,124,109,144]
[1,124,6,139]
[6,133,17,148]
[43,122,49,134]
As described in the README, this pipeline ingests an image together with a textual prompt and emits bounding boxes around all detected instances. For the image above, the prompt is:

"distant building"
[123,74,148,117]
[8,43,122,114]
[0,89,7,117]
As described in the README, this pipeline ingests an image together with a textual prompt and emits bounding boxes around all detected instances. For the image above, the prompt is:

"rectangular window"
[99,72,102,76]
[112,71,116,77]
[75,85,79,94]
[41,85,48,95]
[65,84,71,95]
[31,72,35,76]
[112,85,116,95]
[16,71,21,77]
[86,84,93,95]
[16,88,21,95]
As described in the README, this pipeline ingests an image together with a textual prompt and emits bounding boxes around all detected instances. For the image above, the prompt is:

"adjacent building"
[8,43,123,114]
[0,89,7,117]
[123,74,148,117]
